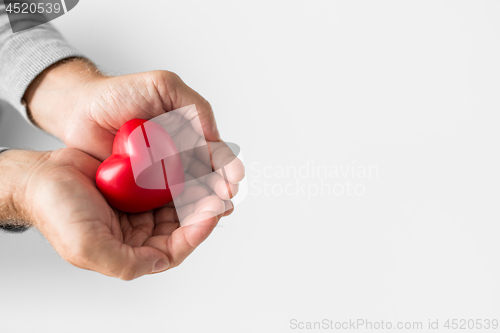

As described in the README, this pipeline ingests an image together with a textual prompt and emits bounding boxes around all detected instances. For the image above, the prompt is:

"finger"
[205,172,239,200]
[175,196,225,229]
[195,142,245,184]
[75,232,170,281]
[174,194,225,224]
[187,159,239,200]
[165,75,220,142]
[192,195,226,219]
[153,222,180,236]
[152,207,180,236]
[211,143,245,184]
[223,200,234,216]
[172,124,205,158]
[173,184,211,207]
[148,110,189,138]
[144,213,220,268]
[154,206,179,224]
[176,203,195,221]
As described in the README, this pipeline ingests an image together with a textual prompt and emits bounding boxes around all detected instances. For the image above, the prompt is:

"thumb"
[74,236,170,280]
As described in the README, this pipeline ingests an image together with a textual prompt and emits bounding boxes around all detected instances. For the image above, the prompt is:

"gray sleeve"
[0,1,83,123]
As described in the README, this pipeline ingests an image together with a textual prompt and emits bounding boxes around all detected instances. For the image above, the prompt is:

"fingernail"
[152,259,169,273]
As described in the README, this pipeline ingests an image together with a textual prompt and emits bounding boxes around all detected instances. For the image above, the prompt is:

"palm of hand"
[32,149,219,280]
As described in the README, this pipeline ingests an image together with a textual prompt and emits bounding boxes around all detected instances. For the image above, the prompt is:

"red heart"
[96,119,185,213]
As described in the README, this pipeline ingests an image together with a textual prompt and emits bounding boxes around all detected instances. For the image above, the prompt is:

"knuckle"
[65,243,91,268]
[118,268,138,281]
[154,70,181,85]
[117,262,140,281]
[202,98,212,111]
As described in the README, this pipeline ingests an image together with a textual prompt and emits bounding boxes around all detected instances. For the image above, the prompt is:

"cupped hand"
[25,59,221,161]
[27,148,223,280]
[22,59,246,278]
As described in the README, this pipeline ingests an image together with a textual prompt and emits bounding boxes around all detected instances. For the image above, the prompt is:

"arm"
[0,149,45,231]
[0,3,82,231]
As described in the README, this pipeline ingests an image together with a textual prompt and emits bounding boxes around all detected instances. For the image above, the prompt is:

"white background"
[1,1,500,332]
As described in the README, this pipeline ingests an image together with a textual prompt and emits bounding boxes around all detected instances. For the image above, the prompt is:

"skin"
[0,58,245,280]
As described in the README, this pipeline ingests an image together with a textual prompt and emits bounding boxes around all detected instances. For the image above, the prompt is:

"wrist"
[0,150,50,227]
[23,58,104,140]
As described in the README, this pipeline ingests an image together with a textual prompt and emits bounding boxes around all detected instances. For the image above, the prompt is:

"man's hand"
[17,59,245,278]
[24,58,221,161]
[0,148,223,280]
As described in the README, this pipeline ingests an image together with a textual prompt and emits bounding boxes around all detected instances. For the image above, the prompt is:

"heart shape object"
[96,119,185,213]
